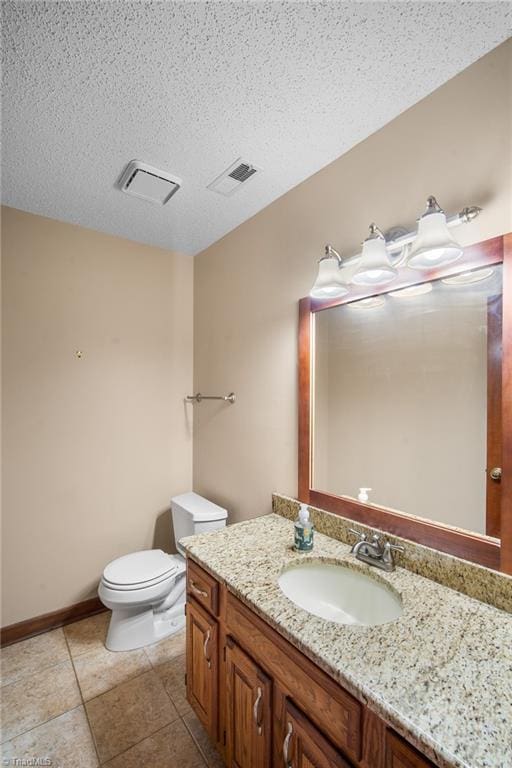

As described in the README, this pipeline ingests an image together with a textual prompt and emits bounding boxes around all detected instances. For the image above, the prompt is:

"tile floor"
[0,611,224,767]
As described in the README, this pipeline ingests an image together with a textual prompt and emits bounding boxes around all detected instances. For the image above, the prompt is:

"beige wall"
[193,40,512,525]
[1,207,193,625]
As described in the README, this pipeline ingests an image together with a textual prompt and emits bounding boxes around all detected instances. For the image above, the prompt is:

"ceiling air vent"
[207,158,261,196]
[118,160,182,205]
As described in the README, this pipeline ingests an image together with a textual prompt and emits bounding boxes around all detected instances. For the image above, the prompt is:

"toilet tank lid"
[171,492,227,521]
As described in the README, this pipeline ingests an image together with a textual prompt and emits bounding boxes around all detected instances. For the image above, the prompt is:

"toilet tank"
[171,492,228,555]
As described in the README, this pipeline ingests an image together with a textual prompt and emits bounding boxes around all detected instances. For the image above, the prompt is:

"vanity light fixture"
[407,196,463,270]
[308,197,482,299]
[441,267,494,286]
[310,245,349,299]
[351,224,398,286]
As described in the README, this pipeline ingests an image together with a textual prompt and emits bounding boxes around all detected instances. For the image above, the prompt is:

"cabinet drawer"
[187,559,219,616]
[386,730,436,768]
[227,593,362,763]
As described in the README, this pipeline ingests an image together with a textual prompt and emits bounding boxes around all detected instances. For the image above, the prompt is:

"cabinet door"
[281,699,353,768]
[386,730,435,768]
[186,598,218,740]
[226,638,272,768]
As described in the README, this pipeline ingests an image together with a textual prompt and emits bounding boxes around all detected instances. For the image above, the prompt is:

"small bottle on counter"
[358,487,372,503]
[294,503,314,552]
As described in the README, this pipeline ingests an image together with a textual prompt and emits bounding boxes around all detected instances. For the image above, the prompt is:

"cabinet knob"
[489,467,502,482]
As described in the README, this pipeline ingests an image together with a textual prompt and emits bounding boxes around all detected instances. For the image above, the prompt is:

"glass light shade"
[310,257,349,298]
[407,211,463,270]
[442,267,494,286]
[351,236,398,286]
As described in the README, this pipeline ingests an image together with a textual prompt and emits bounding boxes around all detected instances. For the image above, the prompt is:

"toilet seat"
[102,550,185,592]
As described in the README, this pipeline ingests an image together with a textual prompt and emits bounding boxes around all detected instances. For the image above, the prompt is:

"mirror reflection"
[313,266,502,539]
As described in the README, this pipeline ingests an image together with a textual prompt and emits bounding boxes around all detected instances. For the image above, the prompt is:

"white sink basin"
[278,561,402,627]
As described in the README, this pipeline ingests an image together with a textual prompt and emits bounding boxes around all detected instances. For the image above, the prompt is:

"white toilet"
[98,492,228,651]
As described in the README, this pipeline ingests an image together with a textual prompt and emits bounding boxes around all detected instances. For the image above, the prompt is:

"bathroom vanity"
[182,513,512,768]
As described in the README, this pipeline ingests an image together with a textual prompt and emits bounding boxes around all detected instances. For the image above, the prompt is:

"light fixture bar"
[341,205,482,266]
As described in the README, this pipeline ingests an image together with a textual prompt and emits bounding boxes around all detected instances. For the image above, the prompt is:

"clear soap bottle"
[294,503,314,552]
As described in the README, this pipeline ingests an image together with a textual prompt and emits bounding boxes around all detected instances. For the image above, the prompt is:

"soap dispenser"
[294,503,314,552]
[358,487,372,503]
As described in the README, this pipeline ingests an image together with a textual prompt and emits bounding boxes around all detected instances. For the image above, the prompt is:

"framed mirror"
[298,234,511,572]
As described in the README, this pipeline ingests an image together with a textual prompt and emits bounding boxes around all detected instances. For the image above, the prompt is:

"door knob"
[489,467,502,482]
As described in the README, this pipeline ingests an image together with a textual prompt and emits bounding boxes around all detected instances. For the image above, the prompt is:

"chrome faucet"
[349,529,404,572]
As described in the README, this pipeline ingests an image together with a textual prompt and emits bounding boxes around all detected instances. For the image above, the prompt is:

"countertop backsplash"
[272,493,512,613]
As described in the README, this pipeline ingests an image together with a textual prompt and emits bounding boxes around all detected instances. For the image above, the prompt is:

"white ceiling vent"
[118,160,181,205]
[207,158,261,196]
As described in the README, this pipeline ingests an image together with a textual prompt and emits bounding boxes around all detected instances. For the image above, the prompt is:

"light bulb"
[310,245,349,299]
[352,224,398,287]
[408,197,463,270]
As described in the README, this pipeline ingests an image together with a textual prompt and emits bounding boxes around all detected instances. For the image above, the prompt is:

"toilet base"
[105,594,186,652]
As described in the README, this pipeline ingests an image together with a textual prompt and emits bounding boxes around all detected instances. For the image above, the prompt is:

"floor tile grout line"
[178,712,210,768]
[0,629,78,745]
[64,614,160,701]
[0,656,70,692]
[97,715,183,766]
[0,660,82,745]
[181,712,218,768]
[63,627,102,767]
[79,665,158,705]
[70,646,154,701]
[63,612,111,662]
[71,645,182,763]
[0,703,85,748]
[0,628,73,691]
[117,642,211,766]
[94,714,199,767]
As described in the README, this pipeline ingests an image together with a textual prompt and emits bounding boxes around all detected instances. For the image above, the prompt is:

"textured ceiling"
[1,2,510,256]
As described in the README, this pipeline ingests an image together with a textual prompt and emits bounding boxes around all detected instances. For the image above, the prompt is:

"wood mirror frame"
[298,233,512,573]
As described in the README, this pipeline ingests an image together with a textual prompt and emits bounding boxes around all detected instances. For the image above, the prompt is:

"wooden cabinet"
[385,731,435,768]
[186,597,218,740]
[225,638,272,768]
[281,699,354,768]
[226,592,361,764]
[186,558,438,768]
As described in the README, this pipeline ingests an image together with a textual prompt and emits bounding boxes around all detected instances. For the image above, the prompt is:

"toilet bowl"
[98,492,228,651]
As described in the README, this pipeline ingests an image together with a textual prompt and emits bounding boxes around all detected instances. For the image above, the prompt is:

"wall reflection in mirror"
[313,265,502,539]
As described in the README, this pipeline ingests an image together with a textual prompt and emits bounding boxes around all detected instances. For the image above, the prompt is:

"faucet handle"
[348,528,367,541]
[348,528,367,553]
[382,540,405,569]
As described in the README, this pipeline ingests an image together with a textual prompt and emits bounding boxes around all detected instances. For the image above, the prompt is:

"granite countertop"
[181,513,512,768]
